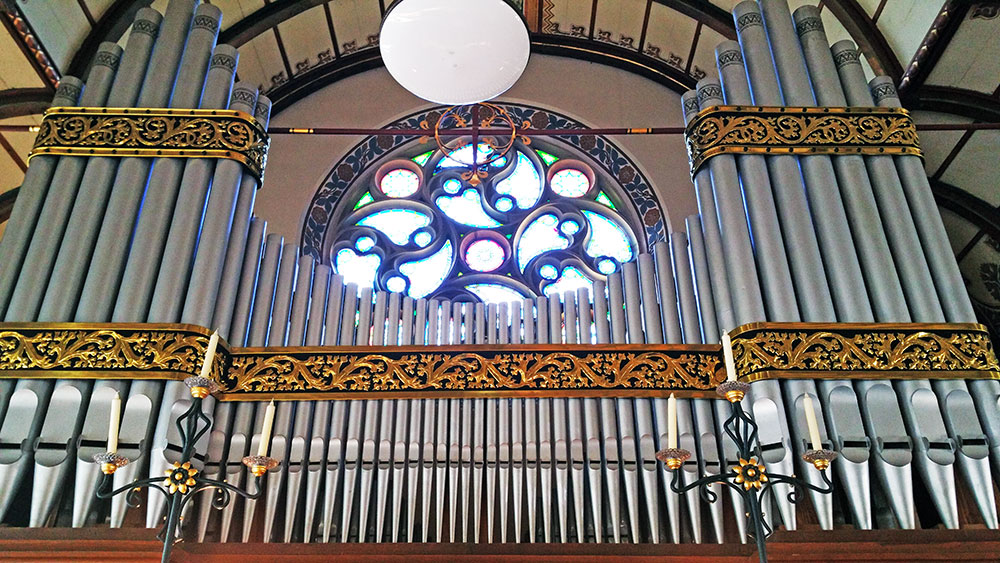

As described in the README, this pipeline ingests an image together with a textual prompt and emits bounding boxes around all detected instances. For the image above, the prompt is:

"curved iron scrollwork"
[94,378,277,563]
[658,381,836,563]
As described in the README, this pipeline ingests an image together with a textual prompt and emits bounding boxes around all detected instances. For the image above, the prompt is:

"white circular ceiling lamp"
[380,0,531,104]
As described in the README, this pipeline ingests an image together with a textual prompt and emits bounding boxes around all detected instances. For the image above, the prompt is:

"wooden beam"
[1,527,999,562]
[0,8,58,88]
[654,0,735,40]
[907,85,1000,123]
[897,0,968,95]
[0,88,50,119]
[0,187,17,223]
[66,0,151,79]
[0,132,26,172]
[265,35,697,115]
[824,0,903,81]
[219,0,327,47]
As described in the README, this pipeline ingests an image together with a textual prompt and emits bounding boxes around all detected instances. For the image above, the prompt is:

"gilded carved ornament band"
[0,322,995,400]
[27,107,270,181]
[730,322,999,382]
[684,105,922,176]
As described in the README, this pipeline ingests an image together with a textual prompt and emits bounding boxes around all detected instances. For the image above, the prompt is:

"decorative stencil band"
[28,106,270,181]
[0,322,995,401]
[684,105,922,176]
[795,17,824,37]
[833,48,861,68]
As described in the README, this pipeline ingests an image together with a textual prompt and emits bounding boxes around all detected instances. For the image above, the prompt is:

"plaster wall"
[256,54,697,243]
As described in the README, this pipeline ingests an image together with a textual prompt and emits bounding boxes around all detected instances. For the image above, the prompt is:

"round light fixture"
[380,0,530,104]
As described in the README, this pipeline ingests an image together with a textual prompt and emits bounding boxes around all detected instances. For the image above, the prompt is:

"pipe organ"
[0,0,997,553]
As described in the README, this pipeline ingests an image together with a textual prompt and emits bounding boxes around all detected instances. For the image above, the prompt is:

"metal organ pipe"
[0,77,85,315]
[75,0,199,321]
[3,0,1000,546]
[0,43,123,525]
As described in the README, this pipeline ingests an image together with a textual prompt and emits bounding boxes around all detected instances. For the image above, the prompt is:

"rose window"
[329,141,640,304]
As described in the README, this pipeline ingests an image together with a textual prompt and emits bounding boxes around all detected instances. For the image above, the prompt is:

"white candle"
[667,393,677,449]
[199,330,220,379]
[722,331,736,382]
[257,401,276,457]
[803,394,822,451]
[108,391,121,454]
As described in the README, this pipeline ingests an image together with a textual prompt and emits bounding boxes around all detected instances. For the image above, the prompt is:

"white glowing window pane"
[436,143,493,169]
[356,209,431,245]
[542,266,593,301]
[355,236,375,252]
[386,276,407,293]
[597,258,618,274]
[582,210,633,263]
[466,283,527,304]
[380,168,420,197]
[400,240,454,299]
[495,197,514,212]
[560,220,580,235]
[550,168,590,197]
[516,213,569,272]
[435,189,503,228]
[465,239,506,272]
[443,178,461,194]
[495,152,542,210]
[414,231,432,247]
[335,249,381,290]
[539,264,558,279]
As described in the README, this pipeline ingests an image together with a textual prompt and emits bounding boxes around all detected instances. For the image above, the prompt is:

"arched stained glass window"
[328,139,641,304]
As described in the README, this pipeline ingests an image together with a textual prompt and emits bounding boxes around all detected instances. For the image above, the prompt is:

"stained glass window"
[550,168,590,197]
[379,168,420,198]
[495,152,542,209]
[356,209,431,245]
[465,239,506,272]
[581,210,633,264]
[399,240,454,298]
[411,151,434,166]
[516,214,569,272]
[354,191,375,209]
[535,149,559,165]
[465,283,528,305]
[435,189,503,228]
[330,138,641,304]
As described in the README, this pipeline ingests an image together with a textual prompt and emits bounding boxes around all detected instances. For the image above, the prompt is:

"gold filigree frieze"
[221,348,721,400]
[0,322,995,400]
[731,322,999,382]
[0,323,224,381]
[27,106,270,180]
[685,105,922,175]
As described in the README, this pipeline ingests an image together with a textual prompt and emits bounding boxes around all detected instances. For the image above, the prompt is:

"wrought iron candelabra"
[657,381,837,563]
[93,376,279,563]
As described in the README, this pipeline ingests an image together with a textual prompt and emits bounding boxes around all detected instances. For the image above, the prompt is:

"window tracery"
[329,140,641,304]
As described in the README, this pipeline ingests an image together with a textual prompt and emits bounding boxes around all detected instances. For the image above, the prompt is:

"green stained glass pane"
[411,150,434,166]
[354,191,375,209]
[595,191,617,210]
[535,149,559,166]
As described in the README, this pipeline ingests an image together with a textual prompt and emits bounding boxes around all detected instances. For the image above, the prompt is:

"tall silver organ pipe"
[0,0,997,548]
